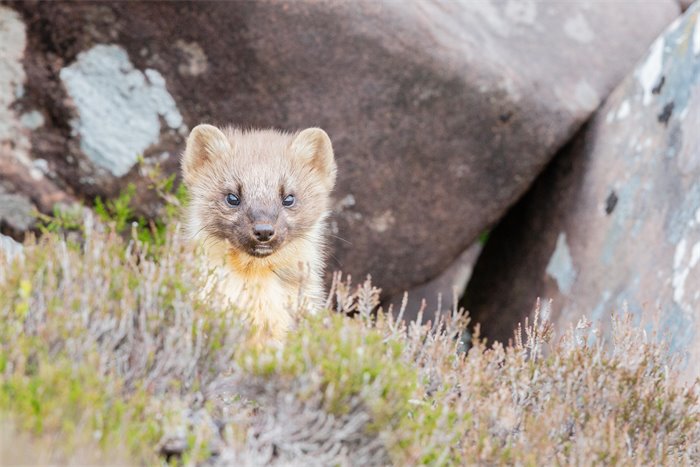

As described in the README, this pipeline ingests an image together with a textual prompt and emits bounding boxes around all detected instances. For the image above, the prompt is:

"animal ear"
[182,124,230,185]
[290,128,337,191]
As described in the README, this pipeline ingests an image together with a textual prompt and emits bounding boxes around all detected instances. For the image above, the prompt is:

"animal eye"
[225,193,240,207]
[282,194,295,207]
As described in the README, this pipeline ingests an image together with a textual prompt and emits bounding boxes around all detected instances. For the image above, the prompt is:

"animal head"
[182,124,337,258]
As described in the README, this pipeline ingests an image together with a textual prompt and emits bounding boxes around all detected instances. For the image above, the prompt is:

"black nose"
[253,224,275,242]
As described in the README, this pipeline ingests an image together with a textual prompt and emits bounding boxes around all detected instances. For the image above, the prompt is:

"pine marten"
[181,124,337,342]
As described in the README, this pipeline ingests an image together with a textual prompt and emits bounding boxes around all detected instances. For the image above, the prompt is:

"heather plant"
[0,220,698,465]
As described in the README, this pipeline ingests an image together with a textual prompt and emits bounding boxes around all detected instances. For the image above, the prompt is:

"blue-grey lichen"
[60,44,184,177]
[0,6,27,145]
[545,232,577,295]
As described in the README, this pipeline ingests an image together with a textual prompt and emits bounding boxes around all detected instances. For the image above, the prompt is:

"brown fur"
[181,125,337,342]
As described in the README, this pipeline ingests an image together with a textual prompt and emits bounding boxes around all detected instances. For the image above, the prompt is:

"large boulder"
[464,4,700,378]
[0,6,75,237]
[2,1,679,298]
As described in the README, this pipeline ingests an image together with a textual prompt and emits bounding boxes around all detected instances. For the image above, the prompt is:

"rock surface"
[0,5,75,236]
[386,242,482,322]
[464,5,700,378]
[0,233,22,261]
[2,1,679,298]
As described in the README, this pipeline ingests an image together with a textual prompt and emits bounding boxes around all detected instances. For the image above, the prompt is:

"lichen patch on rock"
[0,232,22,261]
[0,6,27,146]
[60,44,184,177]
[693,12,700,56]
[546,232,576,295]
[0,190,34,232]
[616,100,631,120]
[175,39,209,76]
[636,37,665,106]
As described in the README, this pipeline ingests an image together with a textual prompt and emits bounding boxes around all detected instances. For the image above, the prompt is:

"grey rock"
[0,189,35,232]
[464,3,700,379]
[0,233,22,261]
[0,5,26,144]
[387,242,482,323]
[8,1,680,298]
[679,0,696,12]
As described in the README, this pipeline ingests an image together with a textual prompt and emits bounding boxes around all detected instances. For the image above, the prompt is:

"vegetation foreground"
[0,221,698,465]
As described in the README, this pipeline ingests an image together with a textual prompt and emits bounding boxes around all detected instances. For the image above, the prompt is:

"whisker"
[189,222,212,241]
[329,234,352,246]
[326,251,343,269]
